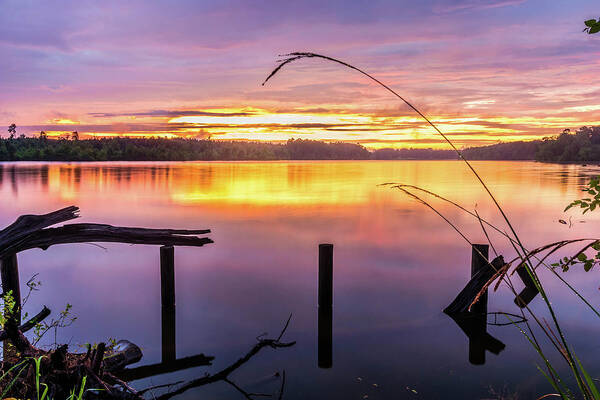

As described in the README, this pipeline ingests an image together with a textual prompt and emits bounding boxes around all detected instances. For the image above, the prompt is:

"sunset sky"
[1,0,599,149]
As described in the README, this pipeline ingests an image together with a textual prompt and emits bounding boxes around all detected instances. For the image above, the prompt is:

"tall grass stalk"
[263,52,595,398]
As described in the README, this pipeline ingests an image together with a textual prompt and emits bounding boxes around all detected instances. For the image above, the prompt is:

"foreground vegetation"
[261,50,600,399]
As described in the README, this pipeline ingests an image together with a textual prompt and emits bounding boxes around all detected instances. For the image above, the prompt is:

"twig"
[153,317,296,400]
[278,370,286,400]
[224,378,271,399]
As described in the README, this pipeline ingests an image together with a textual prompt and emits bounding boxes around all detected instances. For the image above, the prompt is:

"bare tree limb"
[0,206,79,244]
[153,317,295,400]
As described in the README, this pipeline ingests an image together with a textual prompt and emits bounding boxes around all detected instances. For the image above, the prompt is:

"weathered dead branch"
[0,208,292,399]
[0,206,212,259]
[153,315,295,400]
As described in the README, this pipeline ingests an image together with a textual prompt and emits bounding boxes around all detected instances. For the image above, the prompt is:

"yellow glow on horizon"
[563,105,600,113]
[49,118,79,124]
[30,107,600,149]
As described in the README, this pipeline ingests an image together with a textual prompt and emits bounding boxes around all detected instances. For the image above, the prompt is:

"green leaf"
[584,261,593,272]
[577,253,587,262]
[536,365,565,398]
[585,19,597,27]
[573,352,600,399]
[590,25,600,34]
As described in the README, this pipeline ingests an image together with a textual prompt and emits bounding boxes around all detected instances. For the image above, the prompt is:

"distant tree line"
[2,124,599,162]
[0,130,373,161]
[0,134,460,161]
[460,126,600,162]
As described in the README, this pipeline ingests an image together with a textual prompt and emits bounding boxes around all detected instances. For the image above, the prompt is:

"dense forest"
[1,126,599,162]
[536,126,600,162]
[0,136,372,161]
[459,127,600,162]
[0,135,460,161]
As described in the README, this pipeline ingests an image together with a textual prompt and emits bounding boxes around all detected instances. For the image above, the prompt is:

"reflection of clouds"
[2,161,600,397]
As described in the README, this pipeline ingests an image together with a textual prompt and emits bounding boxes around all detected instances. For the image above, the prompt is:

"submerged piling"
[469,244,489,365]
[160,245,176,362]
[469,244,489,315]
[318,243,333,368]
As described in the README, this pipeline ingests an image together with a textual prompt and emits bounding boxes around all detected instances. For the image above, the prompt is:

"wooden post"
[470,244,489,315]
[318,244,333,368]
[318,305,333,369]
[318,244,333,308]
[1,253,21,360]
[514,265,539,307]
[469,244,488,365]
[160,246,176,362]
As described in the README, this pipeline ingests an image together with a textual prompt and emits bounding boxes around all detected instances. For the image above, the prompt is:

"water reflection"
[2,161,600,399]
[448,313,506,365]
[443,244,506,365]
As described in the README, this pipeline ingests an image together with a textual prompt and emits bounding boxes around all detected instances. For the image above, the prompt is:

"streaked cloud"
[1,0,599,148]
[434,0,527,13]
[89,110,258,118]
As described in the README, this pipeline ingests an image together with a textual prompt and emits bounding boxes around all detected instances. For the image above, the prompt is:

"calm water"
[1,160,600,399]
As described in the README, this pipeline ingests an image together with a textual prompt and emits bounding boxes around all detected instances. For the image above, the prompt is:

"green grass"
[0,355,96,400]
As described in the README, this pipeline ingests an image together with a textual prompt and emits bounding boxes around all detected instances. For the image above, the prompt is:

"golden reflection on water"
[0,161,594,210]
[2,160,598,257]
[2,160,600,398]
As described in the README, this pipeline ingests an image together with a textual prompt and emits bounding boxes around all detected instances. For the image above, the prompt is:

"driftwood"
[0,206,215,398]
[103,340,144,373]
[443,255,505,315]
[152,315,295,400]
[117,353,214,381]
[0,206,212,259]
[0,207,294,399]
[0,314,293,400]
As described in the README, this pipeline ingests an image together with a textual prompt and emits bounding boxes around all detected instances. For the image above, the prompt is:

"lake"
[1,160,600,399]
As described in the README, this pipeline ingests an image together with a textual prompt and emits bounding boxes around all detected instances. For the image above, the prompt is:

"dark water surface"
[2,160,600,399]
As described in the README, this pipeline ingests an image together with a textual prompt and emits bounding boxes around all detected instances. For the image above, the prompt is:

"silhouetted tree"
[71,131,79,141]
[8,124,16,139]
[584,18,600,34]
